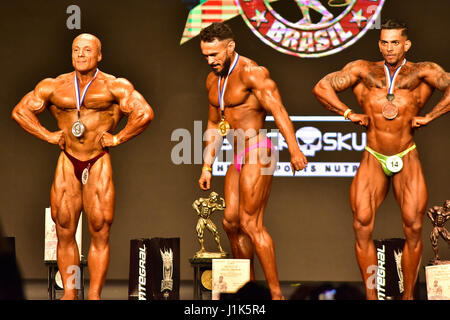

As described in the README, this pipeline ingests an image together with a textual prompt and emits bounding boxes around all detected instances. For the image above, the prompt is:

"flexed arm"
[243,64,307,172]
[412,62,450,128]
[102,78,154,147]
[313,60,369,127]
[11,78,65,149]
[427,207,436,224]
[192,199,202,215]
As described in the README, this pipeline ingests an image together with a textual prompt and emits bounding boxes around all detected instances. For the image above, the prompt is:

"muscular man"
[313,19,449,299]
[11,34,154,299]
[197,22,307,300]
[192,192,226,256]
[427,200,450,262]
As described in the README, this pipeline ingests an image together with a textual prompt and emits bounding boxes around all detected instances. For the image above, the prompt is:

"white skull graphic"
[296,126,322,157]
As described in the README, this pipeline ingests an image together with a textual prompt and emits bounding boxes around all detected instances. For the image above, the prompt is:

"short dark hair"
[200,22,234,42]
[381,19,408,38]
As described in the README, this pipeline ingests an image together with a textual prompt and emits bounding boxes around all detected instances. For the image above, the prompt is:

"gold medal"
[200,270,212,290]
[216,54,239,137]
[218,118,230,136]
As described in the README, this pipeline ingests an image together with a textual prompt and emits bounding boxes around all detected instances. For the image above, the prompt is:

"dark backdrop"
[1,0,448,283]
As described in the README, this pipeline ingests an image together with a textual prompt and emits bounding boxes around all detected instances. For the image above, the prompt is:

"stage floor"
[22,279,429,300]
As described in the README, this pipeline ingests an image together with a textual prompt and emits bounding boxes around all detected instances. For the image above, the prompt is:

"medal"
[73,68,99,138]
[383,59,406,120]
[386,155,403,173]
[71,119,85,138]
[382,103,398,120]
[217,54,239,136]
[81,164,90,185]
[218,118,231,137]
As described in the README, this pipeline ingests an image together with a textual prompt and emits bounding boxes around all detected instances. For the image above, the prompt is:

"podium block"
[128,237,180,300]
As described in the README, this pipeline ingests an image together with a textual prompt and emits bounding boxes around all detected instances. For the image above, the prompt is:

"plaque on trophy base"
[425,262,450,300]
[212,259,250,300]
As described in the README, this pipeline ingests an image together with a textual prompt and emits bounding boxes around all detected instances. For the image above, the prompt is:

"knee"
[402,217,423,240]
[352,211,373,240]
[56,225,76,246]
[239,217,261,240]
[89,220,111,244]
[222,216,239,234]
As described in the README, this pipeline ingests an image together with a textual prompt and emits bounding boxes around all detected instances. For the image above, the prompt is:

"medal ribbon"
[74,68,99,117]
[217,54,239,117]
[384,59,406,96]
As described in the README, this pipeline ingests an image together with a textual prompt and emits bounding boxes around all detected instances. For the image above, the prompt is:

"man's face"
[379,29,411,66]
[72,36,102,72]
[201,39,234,76]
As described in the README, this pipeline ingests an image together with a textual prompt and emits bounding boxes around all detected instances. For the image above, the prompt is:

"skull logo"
[296,126,322,157]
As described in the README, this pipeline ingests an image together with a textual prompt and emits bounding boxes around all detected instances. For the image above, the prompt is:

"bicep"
[14,79,53,115]
[112,79,153,117]
[121,90,151,115]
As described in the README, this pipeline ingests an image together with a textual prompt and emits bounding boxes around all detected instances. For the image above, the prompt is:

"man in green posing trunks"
[312,19,449,299]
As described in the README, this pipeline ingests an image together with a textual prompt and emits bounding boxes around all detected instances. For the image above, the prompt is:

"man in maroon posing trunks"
[313,19,449,299]
[198,23,307,299]
[12,34,154,299]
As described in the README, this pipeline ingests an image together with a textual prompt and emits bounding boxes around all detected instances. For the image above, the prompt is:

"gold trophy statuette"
[192,192,227,258]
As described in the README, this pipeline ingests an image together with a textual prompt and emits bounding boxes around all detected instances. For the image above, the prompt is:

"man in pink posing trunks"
[197,23,307,300]
[12,34,154,299]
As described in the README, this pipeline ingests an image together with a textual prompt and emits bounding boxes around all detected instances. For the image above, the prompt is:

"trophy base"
[194,251,228,259]
[428,259,450,266]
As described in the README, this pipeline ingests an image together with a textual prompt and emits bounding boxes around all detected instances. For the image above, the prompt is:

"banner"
[128,238,180,300]
[374,238,405,300]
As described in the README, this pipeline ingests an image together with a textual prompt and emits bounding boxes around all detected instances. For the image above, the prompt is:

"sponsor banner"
[128,238,180,300]
[213,161,360,176]
[148,238,180,300]
[374,238,406,300]
[128,238,152,300]
[213,115,366,177]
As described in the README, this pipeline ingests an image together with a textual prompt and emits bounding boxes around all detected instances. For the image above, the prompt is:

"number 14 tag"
[386,155,403,173]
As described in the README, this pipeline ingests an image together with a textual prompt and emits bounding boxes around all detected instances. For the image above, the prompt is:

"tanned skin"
[313,28,449,299]
[198,38,307,300]
[12,34,154,299]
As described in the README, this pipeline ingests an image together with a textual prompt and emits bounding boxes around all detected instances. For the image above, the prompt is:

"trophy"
[192,192,227,258]
[427,200,450,265]
[425,200,450,300]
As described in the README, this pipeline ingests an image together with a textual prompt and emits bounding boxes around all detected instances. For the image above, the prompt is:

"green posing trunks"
[365,144,417,176]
